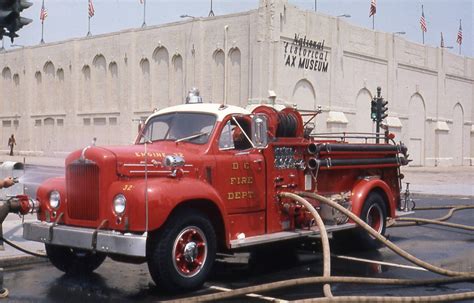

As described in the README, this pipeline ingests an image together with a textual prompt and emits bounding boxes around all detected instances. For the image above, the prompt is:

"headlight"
[49,191,61,209]
[113,194,126,215]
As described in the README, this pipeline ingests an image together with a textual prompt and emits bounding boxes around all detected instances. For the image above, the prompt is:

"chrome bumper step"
[23,222,147,257]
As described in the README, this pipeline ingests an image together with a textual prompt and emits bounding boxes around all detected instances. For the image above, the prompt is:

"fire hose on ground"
[176,192,474,302]
[388,204,474,230]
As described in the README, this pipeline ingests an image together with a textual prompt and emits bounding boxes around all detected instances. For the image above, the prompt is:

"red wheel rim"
[366,204,383,234]
[172,226,207,278]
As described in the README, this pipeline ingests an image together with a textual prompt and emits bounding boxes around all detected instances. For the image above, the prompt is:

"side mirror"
[251,114,268,149]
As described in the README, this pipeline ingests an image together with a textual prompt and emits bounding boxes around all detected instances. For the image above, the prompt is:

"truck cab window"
[218,117,252,150]
[139,112,216,144]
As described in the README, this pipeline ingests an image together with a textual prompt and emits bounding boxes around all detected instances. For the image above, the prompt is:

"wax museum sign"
[283,34,329,73]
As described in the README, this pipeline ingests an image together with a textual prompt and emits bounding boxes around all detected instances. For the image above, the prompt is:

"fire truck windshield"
[138,112,216,144]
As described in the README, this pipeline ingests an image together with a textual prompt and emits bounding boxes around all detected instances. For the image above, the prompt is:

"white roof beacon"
[185,87,203,104]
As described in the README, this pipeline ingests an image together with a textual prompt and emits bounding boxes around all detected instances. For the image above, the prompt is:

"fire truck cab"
[23,93,409,291]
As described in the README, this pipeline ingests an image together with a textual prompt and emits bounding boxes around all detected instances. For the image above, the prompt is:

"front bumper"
[23,222,147,257]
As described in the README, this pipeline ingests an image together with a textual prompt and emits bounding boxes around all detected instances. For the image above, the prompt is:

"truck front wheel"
[45,244,106,274]
[147,209,216,292]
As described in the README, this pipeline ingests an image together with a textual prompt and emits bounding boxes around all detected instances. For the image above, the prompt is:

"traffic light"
[371,99,377,121]
[0,0,33,42]
[379,99,388,121]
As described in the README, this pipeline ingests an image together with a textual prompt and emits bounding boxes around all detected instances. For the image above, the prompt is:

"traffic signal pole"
[371,87,388,144]
[375,87,381,143]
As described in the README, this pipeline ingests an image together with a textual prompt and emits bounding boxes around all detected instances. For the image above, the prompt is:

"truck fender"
[132,178,230,246]
[36,177,66,221]
[350,178,396,218]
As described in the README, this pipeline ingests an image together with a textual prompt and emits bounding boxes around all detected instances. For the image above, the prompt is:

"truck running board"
[229,223,356,249]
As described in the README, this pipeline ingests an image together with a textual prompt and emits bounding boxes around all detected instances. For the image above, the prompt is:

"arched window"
[139,58,151,109]
[291,79,316,110]
[92,55,107,110]
[152,46,169,108]
[1,67,12,113]
[228,48,241,106]
[81,65,91,112]
[212,49,225,103]
[408,93,426,166]
[108,61,119,110]
[171,54,183,104]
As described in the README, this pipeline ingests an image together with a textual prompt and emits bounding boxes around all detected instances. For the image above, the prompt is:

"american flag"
[457,20,463,45]
[440,32,444,48]
[39,1,47,22]
[420,6,427,32]
[369,0,376,17]
[88,0,95,18]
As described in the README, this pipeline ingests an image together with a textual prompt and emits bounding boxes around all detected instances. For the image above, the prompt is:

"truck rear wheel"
[45,244,106,274]
[355,192,387,249]
[333,192,387,251]
[147,209,216,292]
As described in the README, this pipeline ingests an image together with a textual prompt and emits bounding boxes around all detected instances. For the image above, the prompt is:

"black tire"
[333,192,387,251]
[45,244,106,274]
[147,209,216,292]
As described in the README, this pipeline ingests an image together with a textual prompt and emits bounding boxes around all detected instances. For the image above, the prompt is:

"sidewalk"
[0,154,65,168]
[402,166,474,197]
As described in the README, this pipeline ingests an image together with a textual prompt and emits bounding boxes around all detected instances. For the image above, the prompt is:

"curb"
[411,193,474,199]
[0,255,48,269]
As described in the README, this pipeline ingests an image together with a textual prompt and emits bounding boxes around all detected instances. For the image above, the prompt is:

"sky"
[4,0,473,57]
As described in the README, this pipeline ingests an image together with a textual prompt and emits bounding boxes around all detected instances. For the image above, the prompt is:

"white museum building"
[0,0,472,166]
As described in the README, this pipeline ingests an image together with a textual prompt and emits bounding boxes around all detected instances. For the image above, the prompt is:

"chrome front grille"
[66,161,100,221]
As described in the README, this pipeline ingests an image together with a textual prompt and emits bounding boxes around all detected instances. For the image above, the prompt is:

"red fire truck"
[23,92,409,291]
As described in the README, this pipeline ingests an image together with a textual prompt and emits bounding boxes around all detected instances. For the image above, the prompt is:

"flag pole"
[421,5,425,44]
[142,0,146,27]
[459,19,462,55]
[87,16,91,36]
[41,20,45,43]
[40,0,45,44]
[372,15,374,30]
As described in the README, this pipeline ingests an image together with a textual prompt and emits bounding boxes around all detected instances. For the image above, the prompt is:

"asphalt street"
[0,195,472,302]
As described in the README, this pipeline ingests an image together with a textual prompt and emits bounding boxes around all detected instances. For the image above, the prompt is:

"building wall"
[0,0,472,166]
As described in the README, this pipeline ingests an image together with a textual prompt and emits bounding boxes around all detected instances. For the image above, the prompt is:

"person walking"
[7,134,15,156]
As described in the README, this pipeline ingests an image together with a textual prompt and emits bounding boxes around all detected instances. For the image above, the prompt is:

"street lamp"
[337,14,351,18]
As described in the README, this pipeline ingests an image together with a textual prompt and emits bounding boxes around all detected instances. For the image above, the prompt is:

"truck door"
[214,116,266,214]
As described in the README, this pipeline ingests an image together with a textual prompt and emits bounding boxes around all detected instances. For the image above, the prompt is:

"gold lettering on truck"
[229,176,254,185]
[227,191,254,200]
